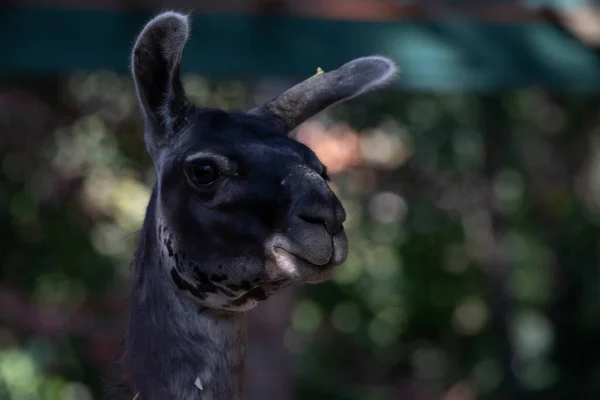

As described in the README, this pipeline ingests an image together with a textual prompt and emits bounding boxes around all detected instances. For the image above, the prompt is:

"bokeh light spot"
[452,296,489,336]
[330,302,362,333]
[292,300,324,334]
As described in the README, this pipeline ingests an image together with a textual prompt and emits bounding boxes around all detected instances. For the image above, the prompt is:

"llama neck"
[123,191,247,400]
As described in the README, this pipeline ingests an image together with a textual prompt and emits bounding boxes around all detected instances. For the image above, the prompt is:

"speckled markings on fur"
[157,216,286,312]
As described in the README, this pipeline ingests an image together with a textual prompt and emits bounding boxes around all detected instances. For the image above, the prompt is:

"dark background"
[2,1,600,399]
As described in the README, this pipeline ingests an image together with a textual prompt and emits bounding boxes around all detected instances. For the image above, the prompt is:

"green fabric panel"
[1,5,599,91]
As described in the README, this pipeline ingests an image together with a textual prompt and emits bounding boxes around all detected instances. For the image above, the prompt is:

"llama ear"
[131,12,193,154]
[249,56,398,132]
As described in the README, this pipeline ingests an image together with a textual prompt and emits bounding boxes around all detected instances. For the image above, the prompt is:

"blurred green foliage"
[2,71,600,400]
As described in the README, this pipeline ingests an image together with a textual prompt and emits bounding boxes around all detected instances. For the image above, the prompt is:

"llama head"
[132,12,398,312]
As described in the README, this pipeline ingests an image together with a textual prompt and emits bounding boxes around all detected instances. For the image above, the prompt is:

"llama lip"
[329,229,349,266]
[267,229,347,283]
[271,247,339,283]
[273,247,333,268]
[271,221,336,264]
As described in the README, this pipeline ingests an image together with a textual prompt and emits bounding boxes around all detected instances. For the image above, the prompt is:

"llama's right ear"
[131,12,192,155]
[249,56,398,132]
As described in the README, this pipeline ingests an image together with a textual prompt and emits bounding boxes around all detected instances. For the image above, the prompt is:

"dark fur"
[112,10,398,400]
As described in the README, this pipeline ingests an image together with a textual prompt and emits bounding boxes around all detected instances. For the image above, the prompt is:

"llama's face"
[156,109,347,310]
[131,12,397,311]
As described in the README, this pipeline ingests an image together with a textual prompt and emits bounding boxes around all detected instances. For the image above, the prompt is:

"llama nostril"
[299,215,324,226]
[298,214,341,235]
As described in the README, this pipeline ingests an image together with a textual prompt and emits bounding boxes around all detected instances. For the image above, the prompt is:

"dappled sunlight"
[510,309,557,392]
[0,346,94,400]
[452,296,489,336]
[84,172,150,232]
[330,301,362,334]
[2,53,600,400]
[441,382,478,400]
[296,117,412,173]
[369,191,408,224]
[286,90,600,399]
[296,121,362,173]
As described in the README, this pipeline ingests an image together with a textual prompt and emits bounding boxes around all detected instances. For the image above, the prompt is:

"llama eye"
[186,163,219,187]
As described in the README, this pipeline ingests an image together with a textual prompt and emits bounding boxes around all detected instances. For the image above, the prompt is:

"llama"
[120,11,398,400]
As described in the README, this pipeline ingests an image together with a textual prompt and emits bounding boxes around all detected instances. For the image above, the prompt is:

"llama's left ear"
[249,56,398,132]
[131,12,192,156]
